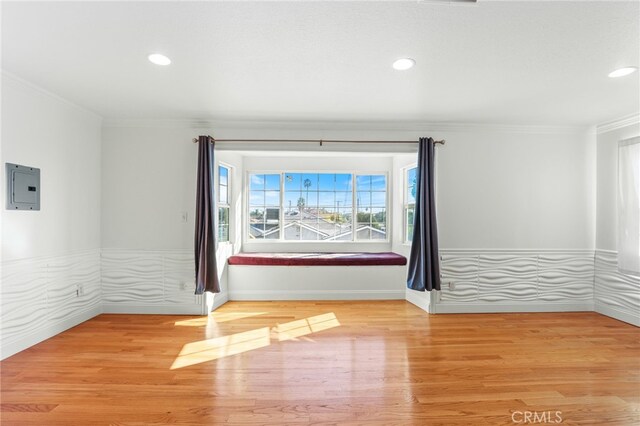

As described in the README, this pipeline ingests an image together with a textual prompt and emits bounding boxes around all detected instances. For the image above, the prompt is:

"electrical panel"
[6,163,40,211]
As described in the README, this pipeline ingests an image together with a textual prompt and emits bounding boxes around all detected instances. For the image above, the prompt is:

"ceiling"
[2,1,639,126]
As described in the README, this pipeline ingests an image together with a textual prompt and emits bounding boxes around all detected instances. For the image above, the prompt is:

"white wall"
[101,126,243,313]
[1,73,102,359]
[436,130,596,249]
[594,119,640,325]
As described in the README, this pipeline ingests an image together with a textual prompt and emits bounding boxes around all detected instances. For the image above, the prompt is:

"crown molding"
[101,117,589,135]
[596,113,640,135]
[1,70,103,122]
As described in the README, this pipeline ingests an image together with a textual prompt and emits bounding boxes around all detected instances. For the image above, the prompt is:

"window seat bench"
[228,252,407,267]
[227,252,408,300]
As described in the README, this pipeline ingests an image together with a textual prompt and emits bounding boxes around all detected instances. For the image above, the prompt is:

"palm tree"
[303,178,312,212]
[297,197,305,214]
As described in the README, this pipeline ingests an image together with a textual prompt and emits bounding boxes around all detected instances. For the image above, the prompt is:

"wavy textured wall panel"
[440,254,478,302]
[437,250,595,313]
[101,249,203,313]
[1,249,102,358]
[595,250,640,326]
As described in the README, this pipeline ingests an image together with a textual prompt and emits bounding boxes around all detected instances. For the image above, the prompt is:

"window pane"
[218,207,229,242]
[265,174,281,190]
[318,174,334,191]
[335,192,352,207]
[370,208,386,228]
[371,191,386,207]
[357,207,372,226]
[357,191,371,207]
[407,167,417,204]
[284,191,303,211]
[406,207,415,242]
[282,173,354,241]
[250,174,264,190]
[306,192,319,208]
[249,207,264,222]
[265,207,280,222]
[219,166,228,186]
[356,175,371,191]
[335,174,352,191]
[284,173,301,190]
[265,190,280,206]
[248,174,281,239]
[371,175,386,191]
[219,185,228,205]
[249,191,264,206]
[318,191,335,206]
[356,174,387,241]
[264,228,280,239]
[301,173,318,191]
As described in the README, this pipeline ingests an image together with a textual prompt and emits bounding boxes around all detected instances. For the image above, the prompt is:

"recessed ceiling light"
[608,67,637,78]
[392,58,415,71]
[148,53,171,66]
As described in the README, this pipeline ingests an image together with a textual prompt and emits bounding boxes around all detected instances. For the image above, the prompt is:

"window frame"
[217,163,232,245]
[403,165,417,245]
[244,170,390,244]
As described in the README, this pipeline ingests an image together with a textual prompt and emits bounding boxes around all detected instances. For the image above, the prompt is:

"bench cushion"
[228,252,407,267]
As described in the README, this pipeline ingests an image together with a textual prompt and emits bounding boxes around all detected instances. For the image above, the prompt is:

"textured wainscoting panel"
[538,254,594,301]
[439,254,478,302]
[437,250,595,313]
[101,249,203,314]
[595,250,640,326]
[478,254,538,302]
[1,249,102,359]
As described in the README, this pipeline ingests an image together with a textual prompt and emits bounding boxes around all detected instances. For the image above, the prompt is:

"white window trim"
[244,170,390,244]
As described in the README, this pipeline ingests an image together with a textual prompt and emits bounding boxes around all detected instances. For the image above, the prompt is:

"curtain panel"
[194,135,220,294]
[407,137,441,292]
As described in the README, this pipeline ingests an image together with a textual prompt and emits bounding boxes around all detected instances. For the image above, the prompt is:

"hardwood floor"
[1,301,638,425]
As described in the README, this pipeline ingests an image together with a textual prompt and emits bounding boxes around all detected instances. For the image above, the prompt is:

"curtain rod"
[191,138,445,146]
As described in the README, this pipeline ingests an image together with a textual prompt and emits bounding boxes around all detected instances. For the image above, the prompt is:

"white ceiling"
[2,1,639,126]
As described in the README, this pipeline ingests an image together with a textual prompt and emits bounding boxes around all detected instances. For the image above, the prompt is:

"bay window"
[247,171,387,242]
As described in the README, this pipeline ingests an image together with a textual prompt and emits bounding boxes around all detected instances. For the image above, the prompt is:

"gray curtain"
[194,135,220,294]
[407,137,441,291]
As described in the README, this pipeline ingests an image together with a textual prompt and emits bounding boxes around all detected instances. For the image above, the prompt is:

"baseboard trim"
[405,289,430,313]
[432,301,594,314]
[101,303,204,315]
[229,290,405,301]
[211,292,229,311]
[0,305,102,361]
[595,302,640,327]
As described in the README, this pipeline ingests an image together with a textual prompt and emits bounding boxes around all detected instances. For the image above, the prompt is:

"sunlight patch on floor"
[170,312,340,369]
[174,311,269,327]
[276,312,340,342]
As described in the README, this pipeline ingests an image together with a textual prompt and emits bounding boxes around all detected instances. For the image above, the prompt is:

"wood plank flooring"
[1,301,638,425]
